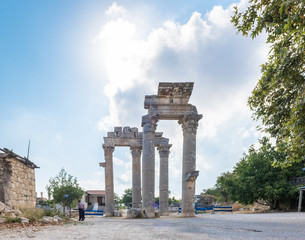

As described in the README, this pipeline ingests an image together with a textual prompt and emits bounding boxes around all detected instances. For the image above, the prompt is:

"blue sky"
[0,0,268,199]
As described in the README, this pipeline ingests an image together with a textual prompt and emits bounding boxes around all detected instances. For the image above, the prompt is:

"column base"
[181,212,196,217]
[142,210,160,218]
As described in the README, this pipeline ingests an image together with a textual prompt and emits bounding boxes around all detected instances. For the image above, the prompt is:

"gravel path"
[1,212,304,239]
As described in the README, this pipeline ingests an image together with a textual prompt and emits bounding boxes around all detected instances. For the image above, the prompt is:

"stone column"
[130,146,142,209]
[178,114,202,217]
[157,144,171,216]
[142,114,158,218]
[102,144,115,217]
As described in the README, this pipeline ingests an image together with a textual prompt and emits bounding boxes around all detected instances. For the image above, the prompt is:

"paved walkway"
[1,212,305,239]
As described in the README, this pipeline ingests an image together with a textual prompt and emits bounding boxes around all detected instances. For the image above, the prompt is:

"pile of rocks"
[0,201,65,224]
[38,215,65,224]
[0,201,29,223]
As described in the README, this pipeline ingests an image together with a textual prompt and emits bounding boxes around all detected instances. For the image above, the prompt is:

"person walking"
[77,200,85,221]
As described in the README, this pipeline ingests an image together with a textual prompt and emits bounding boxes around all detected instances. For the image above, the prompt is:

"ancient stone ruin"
[101,126,171,217]
[101,82,201,218]
[142,82,202,217]
[0,148,39,209]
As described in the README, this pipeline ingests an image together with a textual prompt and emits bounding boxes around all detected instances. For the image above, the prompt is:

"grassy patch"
[2,216,21,223]
[20,208,45,222]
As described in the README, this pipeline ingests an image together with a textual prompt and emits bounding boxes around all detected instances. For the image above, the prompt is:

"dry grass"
[232,202,244,211]
[20,208,45,222]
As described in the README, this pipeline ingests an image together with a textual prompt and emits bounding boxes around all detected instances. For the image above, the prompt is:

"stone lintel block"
[107,132,116,137]
[130,127,138,133]
[155,137,169,146]
[186,170,199,181]
[158,82,194,98]
[123,126,131,132]
[123,132,134,138]
[114,126,122,132]
[149,104,197,120]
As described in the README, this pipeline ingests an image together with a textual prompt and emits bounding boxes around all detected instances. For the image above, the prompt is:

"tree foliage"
[232,0,305,164]
[46,168,84,206]
[114,193,121,205]
[121,188,132,207]
[217,138,303,209]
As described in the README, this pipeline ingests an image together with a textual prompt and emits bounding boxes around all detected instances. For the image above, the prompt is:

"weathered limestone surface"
[142,82,202,217]
[179,115,201,217]
[158,144,171,216]
[102,145,115,217]
[142,115,157,218]
[101,127,171,217]
[130,146,141,209]
[0,149,38,209]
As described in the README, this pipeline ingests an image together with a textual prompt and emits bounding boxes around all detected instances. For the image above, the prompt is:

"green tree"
[121,188,132,207]
[218,138,302,209]
[46,168,84,207]
[232,0,305,164]
[114,193,121,205]
[214,172,236,203]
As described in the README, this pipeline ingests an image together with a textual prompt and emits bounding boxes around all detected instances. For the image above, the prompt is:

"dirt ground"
[1,212,305,240]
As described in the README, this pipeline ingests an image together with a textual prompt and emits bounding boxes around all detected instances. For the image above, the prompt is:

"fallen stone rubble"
[0,201,25,222]
[0,201,64,224]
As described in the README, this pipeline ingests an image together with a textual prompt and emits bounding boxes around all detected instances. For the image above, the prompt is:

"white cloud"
[95,0,268,196]
[113,156,124,166]
[105,2,127,18]
[207,5,231,28]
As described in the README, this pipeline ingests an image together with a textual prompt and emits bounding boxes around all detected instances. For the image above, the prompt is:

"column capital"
[130,146,142,158]
[103,144,115,153]
[142,114,158,132]
[157,144,172,158]
[178,114,202,135]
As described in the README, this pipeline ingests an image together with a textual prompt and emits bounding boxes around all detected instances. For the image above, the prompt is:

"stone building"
[0,148,39,209]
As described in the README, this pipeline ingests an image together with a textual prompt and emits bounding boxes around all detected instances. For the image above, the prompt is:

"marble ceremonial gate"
[142,82,202,217]
[100,126,171,217]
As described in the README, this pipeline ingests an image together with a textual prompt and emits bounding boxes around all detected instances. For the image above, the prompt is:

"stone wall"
[0,150,37,209]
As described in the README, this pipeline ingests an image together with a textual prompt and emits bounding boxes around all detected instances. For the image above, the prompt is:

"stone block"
[124,132,134,138]
[39,216,55,224]
[0,201,8,212]
[53,215,64,222]
[114,127,122,132]
[130,127,138,133]
[186,171,199,181]
[12,209,22,217]
[20,217,29,224]
[113,210,122,217]
[127,208,142,219]
[107,132,116,137]
[4,210,16,218]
